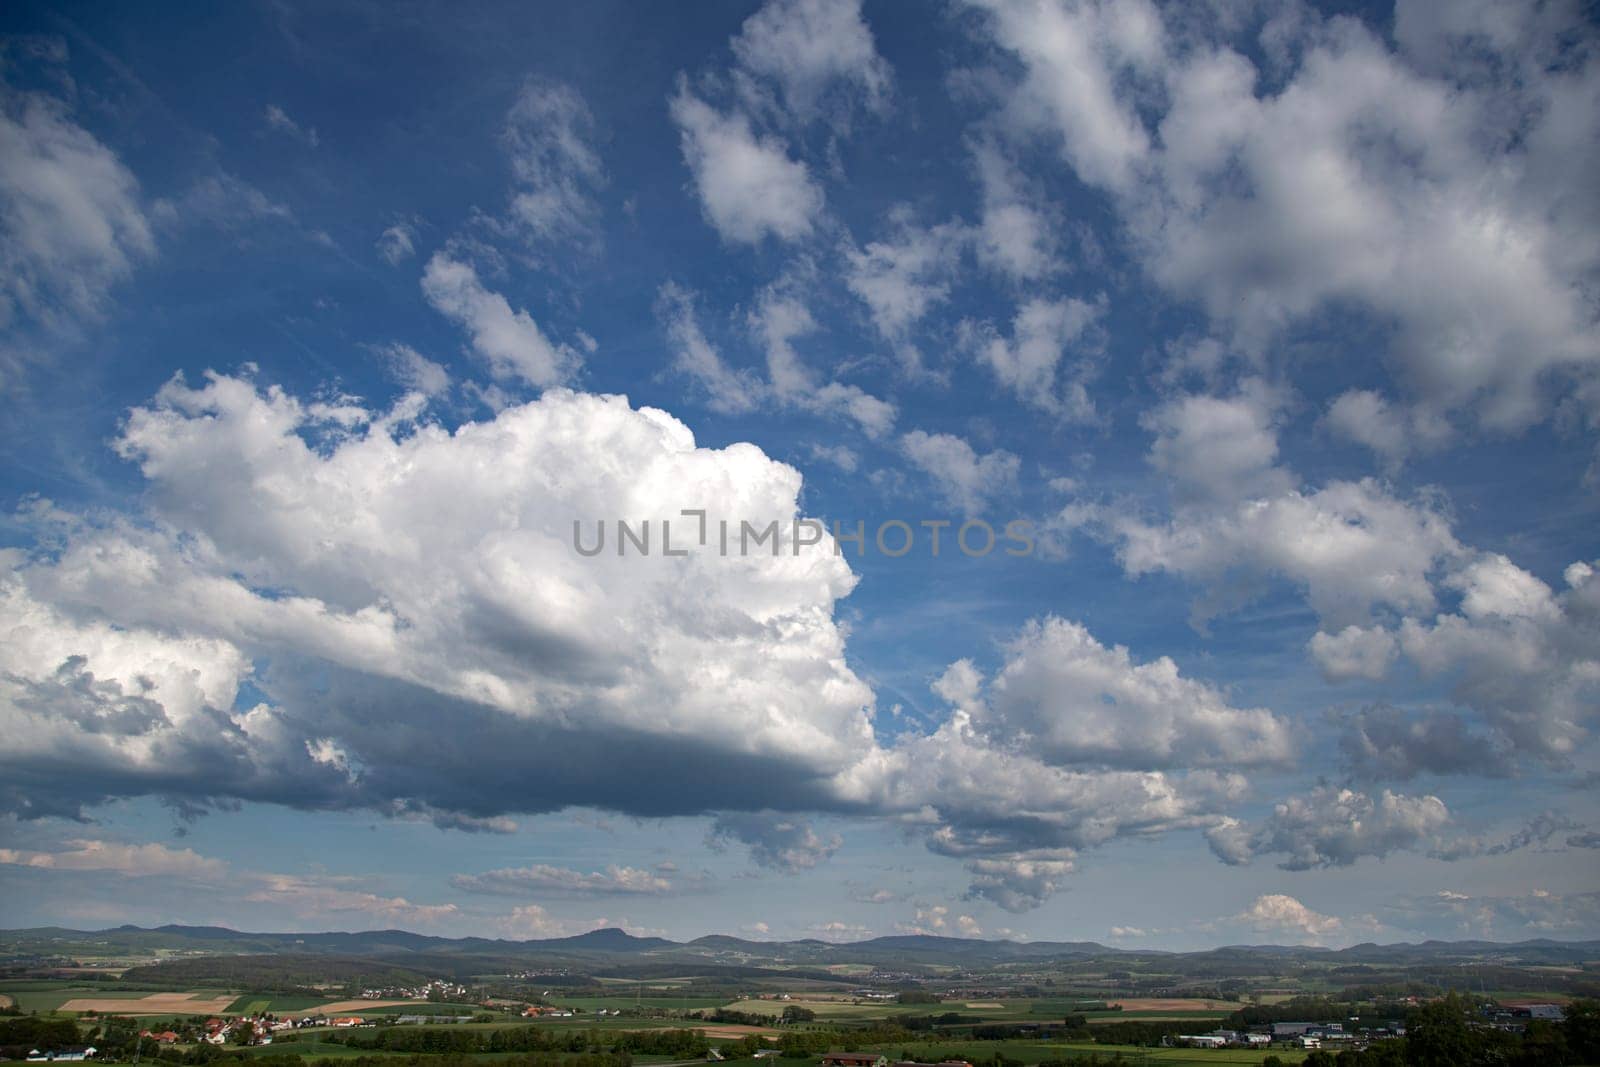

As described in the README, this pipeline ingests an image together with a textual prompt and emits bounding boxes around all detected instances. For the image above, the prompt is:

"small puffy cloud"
[1237,893,1343,943]
[961,296,1103,419]
[376,223,416,265]
[730,0,891,123]
[669,85,822,245]
[1210,785,1451,870]
[1323,389,1450,468]
[949,616,1293,771]
[496,903,572,939]
[1142,384,1293,504]
[709,811,842,872]
[420,252,580,387]
[451,864,674,897]
[263,104,318,147]
[844,212,967,373]
[899,431,1020,516]
[375,342,450,397]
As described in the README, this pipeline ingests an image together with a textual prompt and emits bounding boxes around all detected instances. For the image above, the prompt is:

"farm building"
[822,1054,887,1067]
[26,1048,98,1062]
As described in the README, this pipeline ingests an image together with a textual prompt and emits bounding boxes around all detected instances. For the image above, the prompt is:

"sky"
[0,0,1597,951]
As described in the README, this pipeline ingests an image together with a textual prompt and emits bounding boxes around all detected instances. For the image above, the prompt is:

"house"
[1272,1021,1318,1038]
[822,1054,887,1067]
[330,1017,365,1028]
[140,1031,180,1045]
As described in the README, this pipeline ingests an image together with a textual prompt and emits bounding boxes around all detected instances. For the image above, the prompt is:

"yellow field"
[59,993,239,1016]
[310,999,423,1013]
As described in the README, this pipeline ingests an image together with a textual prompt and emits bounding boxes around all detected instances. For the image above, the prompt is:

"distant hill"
[5,923,1598,976]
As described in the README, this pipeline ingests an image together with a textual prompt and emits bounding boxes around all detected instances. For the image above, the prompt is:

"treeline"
[331,1026,710,1060]
[1223,996,1413,1030]
[121,954,426,990]
[216,1055,627,1067]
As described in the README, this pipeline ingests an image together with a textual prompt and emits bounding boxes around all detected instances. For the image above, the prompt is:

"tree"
[1566,999,1600,1064]
[1405,994,1476,1067]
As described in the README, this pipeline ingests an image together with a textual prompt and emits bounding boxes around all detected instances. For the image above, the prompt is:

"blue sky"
[0,0,1597,949]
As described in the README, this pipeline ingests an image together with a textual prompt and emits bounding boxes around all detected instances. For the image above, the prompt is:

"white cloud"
[375,342,450,398]
[961,296,1103,419]
[246,874,458,926]
[730,0,891,123]
[844,212,967,373]
[263,104,318,147]
[1236,893,1342,943]
[0,85,153,353]
[657,281,763,414]
[4,372,876,823]
[899,430,1020,516]
[376,222,416,265]
[495,903,572,939]
[1142,383,1293,504]
[1323,389,1449,468]
[421,252,580,387]
[1106,477,1462,630]
[669,85,822,245]
[954,616,1293,770]
[971,139,1059,281]
[1308,625,1398,682]
[751,281,895,436]
[452,864,675,897]
[502,80,605,249]
[973,0,1600,430]
[1209,785,1452,870]
[0,839,228,880]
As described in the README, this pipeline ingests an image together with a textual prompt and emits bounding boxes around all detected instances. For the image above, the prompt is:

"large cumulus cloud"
[0,371,1301,910]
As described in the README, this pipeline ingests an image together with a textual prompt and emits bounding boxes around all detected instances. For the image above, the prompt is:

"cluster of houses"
[1172,1020,1407,1051]
[356,980,470,1002]
[821,1053,974,1067]
[188,1013,371,1046]
[521,1006,577,1019]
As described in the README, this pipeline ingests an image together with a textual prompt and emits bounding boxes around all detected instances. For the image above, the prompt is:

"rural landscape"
[4,0,1599,1066]
[2,925,1597,1066]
